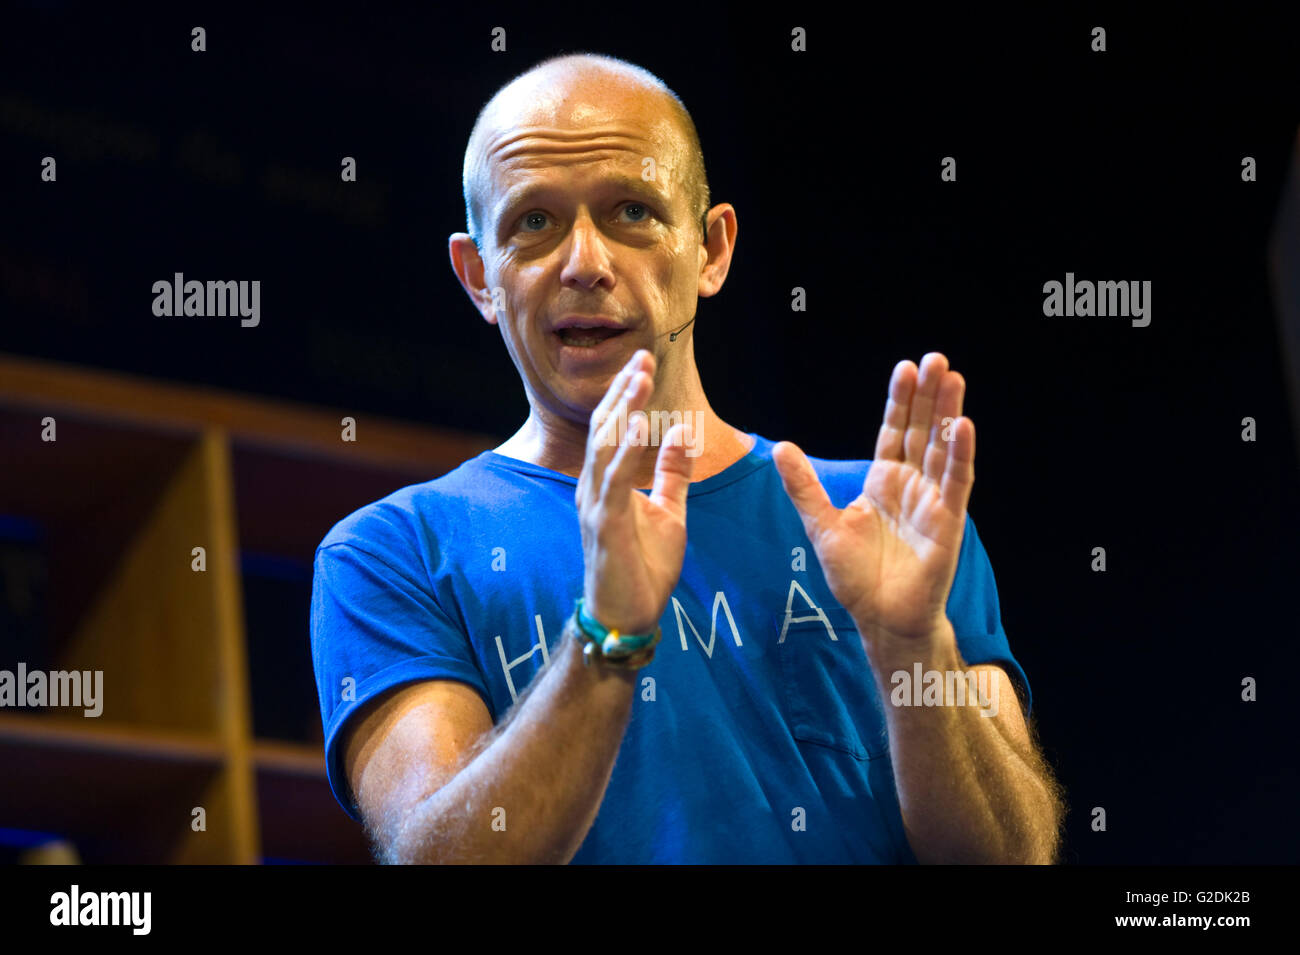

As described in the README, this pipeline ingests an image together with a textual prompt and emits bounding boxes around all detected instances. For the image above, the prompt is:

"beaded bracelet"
[571,598,662,669]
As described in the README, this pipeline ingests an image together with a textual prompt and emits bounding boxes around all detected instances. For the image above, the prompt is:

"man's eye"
[517,204,653,233]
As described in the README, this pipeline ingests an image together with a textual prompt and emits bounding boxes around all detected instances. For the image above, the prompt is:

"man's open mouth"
[555,327,627,347]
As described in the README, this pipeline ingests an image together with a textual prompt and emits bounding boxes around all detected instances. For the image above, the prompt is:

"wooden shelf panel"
[0,351,499,472]
[0,712,225,757]
[0,408,197,652]
[232,442,436,566]
[0,407,194,526]
[254,740,373,864]
[0,713,226,862]
[0,353,490,863]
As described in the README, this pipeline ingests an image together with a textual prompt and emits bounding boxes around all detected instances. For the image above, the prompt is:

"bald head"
[462,53,710,248]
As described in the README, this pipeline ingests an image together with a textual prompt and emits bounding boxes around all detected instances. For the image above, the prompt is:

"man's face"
[468,76,706,421]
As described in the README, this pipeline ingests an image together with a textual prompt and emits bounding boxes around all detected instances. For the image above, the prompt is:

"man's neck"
[493,396,754,488]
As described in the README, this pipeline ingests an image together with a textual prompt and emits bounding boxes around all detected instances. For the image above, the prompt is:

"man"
[310,52,1065,863]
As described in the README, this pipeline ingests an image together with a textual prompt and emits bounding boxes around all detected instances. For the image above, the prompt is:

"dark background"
[2,3,1297,863]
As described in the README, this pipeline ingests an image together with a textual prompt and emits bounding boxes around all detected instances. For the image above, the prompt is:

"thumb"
[772,441,836,540]
[650,423,694,518]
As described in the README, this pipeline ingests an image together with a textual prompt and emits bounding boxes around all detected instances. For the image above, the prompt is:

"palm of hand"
[774,353,975,644]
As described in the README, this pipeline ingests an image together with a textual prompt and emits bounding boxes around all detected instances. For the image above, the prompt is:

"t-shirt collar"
[480,432,773,496]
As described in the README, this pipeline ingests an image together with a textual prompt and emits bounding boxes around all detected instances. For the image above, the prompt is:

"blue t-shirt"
[310,432,1030,863]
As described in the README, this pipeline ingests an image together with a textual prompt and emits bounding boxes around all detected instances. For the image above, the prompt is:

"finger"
[590,349,651,442]
[940,415,975,515]
[602,407,653,508]
[904,352,949,469]
[874,360,916,463]
[649,422,695,520]
[924,370,965,484]
[579,354,645,506]
[583,370,651,506]
[772,441,837,541]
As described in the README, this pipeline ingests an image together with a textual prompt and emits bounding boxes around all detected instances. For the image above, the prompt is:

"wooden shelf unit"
[0,352,496,863]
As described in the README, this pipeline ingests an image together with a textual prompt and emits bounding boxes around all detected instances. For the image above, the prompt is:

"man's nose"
[560,213,615,291]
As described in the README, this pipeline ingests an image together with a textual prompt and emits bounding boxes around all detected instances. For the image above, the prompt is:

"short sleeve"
[310,540,493,823]
[945,514,1033,718]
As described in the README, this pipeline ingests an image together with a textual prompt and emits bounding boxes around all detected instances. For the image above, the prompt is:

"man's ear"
[448,232,499,325]
[697,204,737,299]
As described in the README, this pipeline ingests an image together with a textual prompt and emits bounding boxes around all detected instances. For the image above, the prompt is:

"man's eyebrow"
[494,175,673,223]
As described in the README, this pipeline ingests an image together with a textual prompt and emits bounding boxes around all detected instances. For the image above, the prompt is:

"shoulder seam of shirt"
[317,538,443,604]
[316,539,483,689]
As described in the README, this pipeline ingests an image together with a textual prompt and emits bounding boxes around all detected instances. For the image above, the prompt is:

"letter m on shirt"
[671,592,743,657]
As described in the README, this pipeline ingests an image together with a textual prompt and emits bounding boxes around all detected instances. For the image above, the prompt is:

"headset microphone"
[668,316,696,342]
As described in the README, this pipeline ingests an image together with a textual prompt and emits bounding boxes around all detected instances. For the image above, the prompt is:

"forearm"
[391,628,637,864]
[863,619,1062,864]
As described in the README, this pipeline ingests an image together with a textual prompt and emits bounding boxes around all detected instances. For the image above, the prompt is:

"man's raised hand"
[772,352,975,648]
[578,349,695,635]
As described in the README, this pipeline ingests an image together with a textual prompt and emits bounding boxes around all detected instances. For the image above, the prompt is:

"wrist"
[568,601,662,671]
[582,597,658,636]
[857,615,957,671]
[561,617,640,683]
